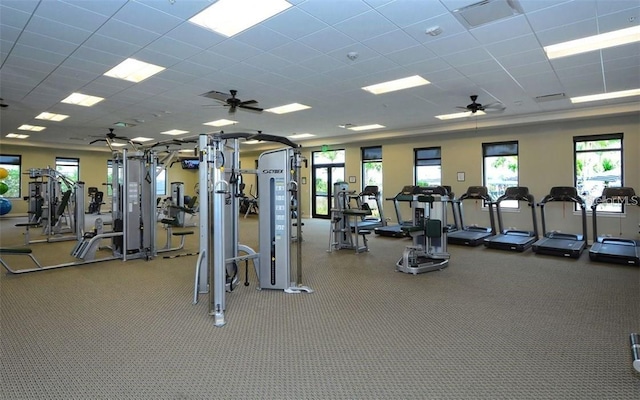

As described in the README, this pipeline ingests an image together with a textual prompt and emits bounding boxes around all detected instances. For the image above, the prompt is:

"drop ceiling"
[0,0,638,151]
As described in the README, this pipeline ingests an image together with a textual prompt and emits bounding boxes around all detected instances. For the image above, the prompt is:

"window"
[362,146,382,188]
[156,167,166,196]
[361,146,382,218]
[0,154,21,198]
[483,141,518,208]
[414,147,441,186]
[574,133,623,212]
[55,157,79,192]
[106,160,114,196]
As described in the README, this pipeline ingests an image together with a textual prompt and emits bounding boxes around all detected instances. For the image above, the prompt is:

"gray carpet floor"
[1,216,639,399]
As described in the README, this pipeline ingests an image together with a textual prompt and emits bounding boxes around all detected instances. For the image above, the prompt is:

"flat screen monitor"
[181,159,199,170]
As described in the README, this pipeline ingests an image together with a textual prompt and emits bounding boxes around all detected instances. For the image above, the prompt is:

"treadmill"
[484,186,539,252]
[375,185,415,238]
[447,186,496,246]
[532,186,587,258]
[589,187,640,266]
[352,185,385,231]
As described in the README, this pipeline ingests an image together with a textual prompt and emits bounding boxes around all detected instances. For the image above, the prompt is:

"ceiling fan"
[0,98,8,108]
[89,128,132,145]
[457,95,505,114]
[201,89,263,114]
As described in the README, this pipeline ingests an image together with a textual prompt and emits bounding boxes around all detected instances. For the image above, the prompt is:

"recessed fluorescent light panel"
[104,58,165,83]
[289,133,315,139]
[570,88,640,103]
[189,0,292,37]
[35,112,69,121]
[131,137,154,142]
[18,124,46,131]
[348,124,385,131]
[544,26,640,59]
[6,133,29,139]
[435,110,486,120]
[61,93,104,107]
[243,140,260,144]
[161,129,189,136]
[203,119,238,127]
[110,142,127,147]
[265,103,311,114]
[362,75,430,95]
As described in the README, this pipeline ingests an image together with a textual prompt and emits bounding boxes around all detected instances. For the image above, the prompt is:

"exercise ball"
[0,167,7,180]
[0,198,12,215]
[0,182,7,195]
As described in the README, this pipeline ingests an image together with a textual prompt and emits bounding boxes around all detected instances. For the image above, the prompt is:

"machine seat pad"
[15,222,40,228]
[359,230,371,235]
[0,247,33,254]
[172,231,194,236]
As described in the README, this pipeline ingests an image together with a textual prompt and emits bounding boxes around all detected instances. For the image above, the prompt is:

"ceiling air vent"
[453,0,523,28]
[535,93,566,103]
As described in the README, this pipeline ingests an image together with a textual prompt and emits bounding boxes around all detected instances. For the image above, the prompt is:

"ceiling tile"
[96,19,161,47]
[470,15,533,45]
[112,1,183,35]
[527,1,597,31]
[25,15,92,45]
[35,1,109,32]
[497,48,548,68]
[166,22,226,50]
[361,29,420,55]
[385,45,437,66]
[145,37,203,62]
[298,27,357,54]
[298,0,371,25]
[61,0,128,17]
[376,0,449,27]
[263,6,328,39]
[483,34,541,58]
[135,0,211,19]
[535,19,598,46]
[83,34,141,58]
[270,41,323,63]
[424,32,481,56]
[333,10,398,42]
[235,25,293,52]
[0,4,32,29]
[209,39,263,62]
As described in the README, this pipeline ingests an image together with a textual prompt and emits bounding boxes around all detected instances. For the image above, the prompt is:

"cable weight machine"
[193,132,312,327]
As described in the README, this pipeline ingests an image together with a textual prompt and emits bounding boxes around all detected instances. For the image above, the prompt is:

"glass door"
[312,165,344,219]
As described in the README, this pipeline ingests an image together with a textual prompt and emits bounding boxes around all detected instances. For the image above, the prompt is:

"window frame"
[414,147,442,187]
[573,133,624,213]
[361,146,382,190]
[55,157,79,192]
[0,154,22,199]
[482,141,519,209]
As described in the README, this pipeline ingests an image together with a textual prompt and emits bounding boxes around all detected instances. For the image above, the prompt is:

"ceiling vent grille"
[453,0,523,28]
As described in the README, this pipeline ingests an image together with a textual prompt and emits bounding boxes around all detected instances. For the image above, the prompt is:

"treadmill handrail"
[591,186,639,242]
[494,187,538,239]
[537,186,588,242]
[454,186,495,234]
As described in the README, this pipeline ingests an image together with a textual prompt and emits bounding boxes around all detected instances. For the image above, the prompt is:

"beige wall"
[286,114,639,241]
[0,145,198,214]
[3,114,638,240]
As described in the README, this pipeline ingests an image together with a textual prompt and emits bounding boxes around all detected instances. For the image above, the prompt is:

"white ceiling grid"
[0,0,638,150]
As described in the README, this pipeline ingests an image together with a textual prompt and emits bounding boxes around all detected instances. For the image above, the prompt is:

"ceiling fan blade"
[228,105,237,114]
[238,104,263,112]
[201,90,231,102]
[89,139,106,145]
[239,99,258,105]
